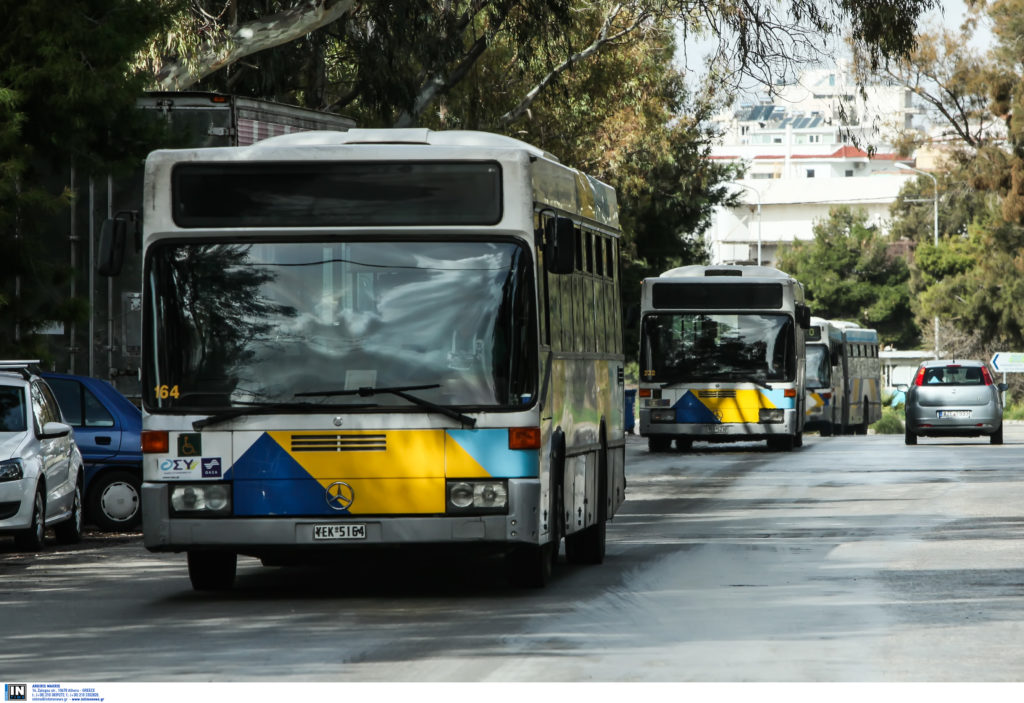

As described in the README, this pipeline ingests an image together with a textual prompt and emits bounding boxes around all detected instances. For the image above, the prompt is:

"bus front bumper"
[141,481,542,553]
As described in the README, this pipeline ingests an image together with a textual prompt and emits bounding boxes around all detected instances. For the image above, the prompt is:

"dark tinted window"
[0,386,26,432]
[173,161,502,227]
[922,365,984,385]
[652,282,783,309]
[47,378,115,428]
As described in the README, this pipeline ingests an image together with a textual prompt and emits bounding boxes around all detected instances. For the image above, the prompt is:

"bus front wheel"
[187,550,237,591]
[506,541,555,588]
[648,436,672,452]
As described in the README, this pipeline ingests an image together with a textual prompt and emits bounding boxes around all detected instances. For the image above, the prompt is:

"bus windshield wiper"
[296,384,477,428]
[192,400,375,431]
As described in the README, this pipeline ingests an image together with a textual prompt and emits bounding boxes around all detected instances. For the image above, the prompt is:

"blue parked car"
[41,372,142,531]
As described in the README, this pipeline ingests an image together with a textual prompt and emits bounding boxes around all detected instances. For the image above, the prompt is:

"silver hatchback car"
[904,359,1007,445]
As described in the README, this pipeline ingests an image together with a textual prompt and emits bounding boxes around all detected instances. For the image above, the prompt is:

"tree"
[775,207,917,348]
[0,0,173,360]
[141,1,939,122]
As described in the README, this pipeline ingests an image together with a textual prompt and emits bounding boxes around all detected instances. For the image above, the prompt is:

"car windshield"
[0,386,27,432]
[922,365,986,385]
[144,239,537,412]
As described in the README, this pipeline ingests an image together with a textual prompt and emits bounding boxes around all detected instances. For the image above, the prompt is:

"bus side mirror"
[545,217,575,274]
[97,219,127,277]
[796,304,811,329]
[97,212,140,277]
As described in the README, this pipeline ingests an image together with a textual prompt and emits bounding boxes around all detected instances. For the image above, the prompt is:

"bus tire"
[767,435,794,451]
[187,550,237,591]
[565,522,606,565]
[820,423,833,437]
[905,428,917,445]
[855,398,870,434]
[506,542,555,588]
[648,436,671,452]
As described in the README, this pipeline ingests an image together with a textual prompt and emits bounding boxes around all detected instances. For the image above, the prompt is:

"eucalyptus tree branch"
[154,0,357,91]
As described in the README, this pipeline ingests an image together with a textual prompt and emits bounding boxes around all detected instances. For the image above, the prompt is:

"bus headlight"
[170,483,232,516]
[446,480,508,515]
[758,408,785,424]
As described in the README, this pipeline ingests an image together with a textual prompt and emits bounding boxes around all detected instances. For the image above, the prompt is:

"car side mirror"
[998,383,1009,392]
[39,421,72,439]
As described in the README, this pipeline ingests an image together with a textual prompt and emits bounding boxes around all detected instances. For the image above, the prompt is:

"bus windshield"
[805,344,831,388]
[640,312,796,384]
[144,239,537,412]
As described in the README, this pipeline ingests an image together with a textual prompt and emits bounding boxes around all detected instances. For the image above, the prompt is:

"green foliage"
[775,206,918,348]
[0,0,173,359]
[871,406,905,434]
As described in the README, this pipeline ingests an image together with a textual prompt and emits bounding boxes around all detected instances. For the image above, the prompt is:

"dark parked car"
[41,372,142,530]
[904,360,1007,446]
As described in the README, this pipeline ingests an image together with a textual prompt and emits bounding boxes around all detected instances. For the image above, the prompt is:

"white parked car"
[0,361,84,549]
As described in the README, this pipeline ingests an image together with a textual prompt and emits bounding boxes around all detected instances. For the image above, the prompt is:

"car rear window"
[921,365,985,385]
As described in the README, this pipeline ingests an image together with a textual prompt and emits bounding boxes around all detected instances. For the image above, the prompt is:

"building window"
[806,169,815,178]
[845,169,854,177]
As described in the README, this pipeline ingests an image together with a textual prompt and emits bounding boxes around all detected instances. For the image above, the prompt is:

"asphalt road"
[2,428,1024,682]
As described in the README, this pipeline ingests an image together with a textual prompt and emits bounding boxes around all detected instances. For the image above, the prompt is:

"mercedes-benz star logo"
[325,481,355,511]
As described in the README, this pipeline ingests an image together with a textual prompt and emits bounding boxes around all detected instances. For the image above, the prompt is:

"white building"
[705,65,924,266]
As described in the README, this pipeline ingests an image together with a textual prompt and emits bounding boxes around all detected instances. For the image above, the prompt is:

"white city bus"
[637,265,811,451]
[804,316,836,436]
[830,321,883,434]
[104,129,627,589]
[803,318,882,435]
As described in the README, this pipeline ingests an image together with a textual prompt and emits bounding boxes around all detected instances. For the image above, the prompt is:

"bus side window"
[537,214,550,346]
[561,272,574,352]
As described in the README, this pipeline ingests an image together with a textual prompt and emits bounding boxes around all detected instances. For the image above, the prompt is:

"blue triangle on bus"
[673,391,721,424]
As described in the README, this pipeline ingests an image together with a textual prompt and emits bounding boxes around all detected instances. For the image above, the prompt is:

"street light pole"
[733,182,762,266]
[897,163,939,357]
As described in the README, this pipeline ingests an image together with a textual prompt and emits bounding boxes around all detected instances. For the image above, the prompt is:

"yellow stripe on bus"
[694,388,776,423]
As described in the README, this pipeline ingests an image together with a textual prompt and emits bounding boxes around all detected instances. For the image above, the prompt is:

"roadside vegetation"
[0,0,940,360]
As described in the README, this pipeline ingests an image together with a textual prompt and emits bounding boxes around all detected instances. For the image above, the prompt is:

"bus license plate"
[938,410,971,419]
[313,524,367,540]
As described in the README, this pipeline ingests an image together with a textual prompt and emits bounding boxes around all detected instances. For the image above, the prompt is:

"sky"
[676,0,993,104]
